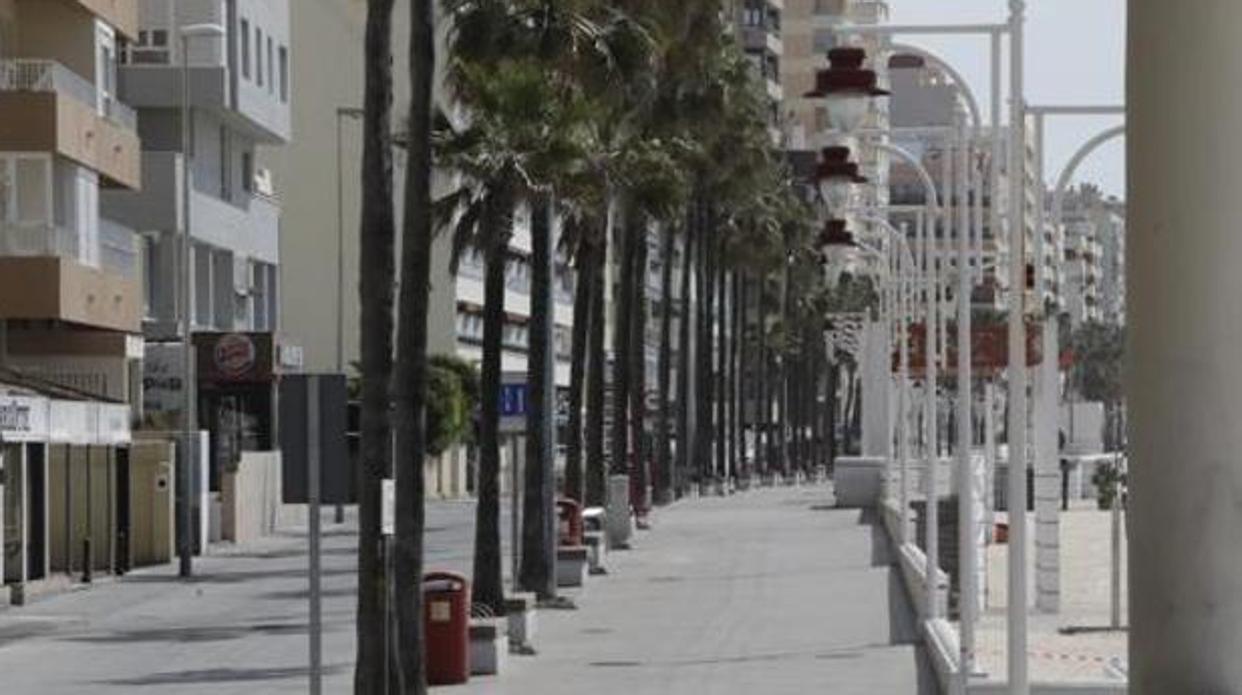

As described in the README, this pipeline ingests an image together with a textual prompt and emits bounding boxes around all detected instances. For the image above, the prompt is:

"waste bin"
[557,498,583,547]
[424,571,471,685]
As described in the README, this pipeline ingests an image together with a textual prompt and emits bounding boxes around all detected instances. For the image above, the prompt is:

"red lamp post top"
[815,145,869,184]
[819,219,857,247]
[805,47,891,98]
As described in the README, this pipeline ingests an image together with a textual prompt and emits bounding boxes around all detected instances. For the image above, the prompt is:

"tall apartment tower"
[735,0,784,108]
[101,0,291,495]
[0,0,144,401]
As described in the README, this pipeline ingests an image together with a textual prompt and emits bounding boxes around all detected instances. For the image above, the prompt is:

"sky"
[885,0,1126,198]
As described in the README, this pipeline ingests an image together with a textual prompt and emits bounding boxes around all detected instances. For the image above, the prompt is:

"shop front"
[0,380,132,605]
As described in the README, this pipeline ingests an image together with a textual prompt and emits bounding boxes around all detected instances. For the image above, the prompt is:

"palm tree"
[390,0,436,687]
[653,220,675,505]
[355,0,396,690]
[563,224,594,503]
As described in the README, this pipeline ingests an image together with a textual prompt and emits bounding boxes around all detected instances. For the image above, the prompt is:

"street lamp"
[177,21,224,580]
[805,47,890,133]
[815,146,868,214]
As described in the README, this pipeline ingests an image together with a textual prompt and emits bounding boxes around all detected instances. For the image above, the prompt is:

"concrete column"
[1129,1,1242,690]
[861,322,891,458]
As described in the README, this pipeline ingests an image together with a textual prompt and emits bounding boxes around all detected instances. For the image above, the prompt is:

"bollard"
[82,537,92,584]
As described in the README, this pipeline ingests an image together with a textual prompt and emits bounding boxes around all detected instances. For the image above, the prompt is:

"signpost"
[502,372,526,591]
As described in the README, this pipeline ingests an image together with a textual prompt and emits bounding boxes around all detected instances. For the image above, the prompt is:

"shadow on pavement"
[93,664,347,687]
[59,621,313,644]
[119,566,355,585]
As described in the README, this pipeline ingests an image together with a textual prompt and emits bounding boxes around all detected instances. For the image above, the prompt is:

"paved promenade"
[462,486,935,694]
[0,487,934,694]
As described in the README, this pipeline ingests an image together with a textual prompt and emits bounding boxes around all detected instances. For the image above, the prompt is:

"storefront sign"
[49,400,95,445]
[0,395,48,442]
[195,332,276,384]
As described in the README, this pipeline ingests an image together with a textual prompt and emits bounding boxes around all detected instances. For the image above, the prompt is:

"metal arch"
[888,42,983,129]
[865,140,941,214]
[1051,124,1127,227]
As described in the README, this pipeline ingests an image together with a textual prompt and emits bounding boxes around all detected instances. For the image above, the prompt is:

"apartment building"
[0,0,144,597]
[784,0,888,148]
[1060,184,1125,328]
[101,0,292,520]
[735,0,784,109]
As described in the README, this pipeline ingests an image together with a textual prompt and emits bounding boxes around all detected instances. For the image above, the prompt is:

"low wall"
[834,457,887,508]
[221,451,283,543]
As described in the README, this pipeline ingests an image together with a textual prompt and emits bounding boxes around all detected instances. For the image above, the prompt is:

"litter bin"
[424,571,471,685]
[557,498,583,547]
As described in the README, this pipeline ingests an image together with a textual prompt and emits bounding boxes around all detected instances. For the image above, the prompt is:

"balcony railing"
[100,218,139,280]
[0,222,80,260]
[0,59,137,131]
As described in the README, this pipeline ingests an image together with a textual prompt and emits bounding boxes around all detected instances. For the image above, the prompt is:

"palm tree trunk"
[655,222,675,506]
[730,274,740,481]
[520,195,557,600]
[391,0,434,687]
[827,355,837,477]
[756,282,767,478]
[628,216,649,514]
[714,248,726,485]
[355,1,395,689]
[697,213,716,484]
[611,202,633,479]
[675,224,694,497]
[585,229,608,507]
[473,189,512,617]
[564,235,592,503]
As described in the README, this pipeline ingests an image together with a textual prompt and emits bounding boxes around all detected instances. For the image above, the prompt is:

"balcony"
[0,254,140,332]
[100,152,280,264]
[76,0,139,39]
[0,60,140,188]
[741,25,783,58]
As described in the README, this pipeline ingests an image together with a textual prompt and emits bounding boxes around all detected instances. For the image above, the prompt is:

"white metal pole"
[956,117,977,688]
[925,197,941,620]
[899,224,911,543]
[308,376,323,695]
[1006,1,1030,692]
[178,34,195,580]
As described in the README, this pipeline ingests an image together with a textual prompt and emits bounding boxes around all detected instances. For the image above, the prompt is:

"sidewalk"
[0,488,935,694]
[973,503,1129,685]
[459,486,936,695]
[0,500,484,694]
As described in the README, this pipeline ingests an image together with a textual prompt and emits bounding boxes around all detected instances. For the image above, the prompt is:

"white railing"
[100,218,139,280]
[0,59,137,131]
[0,222,80,260]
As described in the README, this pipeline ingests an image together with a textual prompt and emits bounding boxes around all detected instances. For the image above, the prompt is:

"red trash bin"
[423,571,471,685]
[557,498,584,547]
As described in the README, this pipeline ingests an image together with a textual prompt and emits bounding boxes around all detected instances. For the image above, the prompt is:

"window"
[279,46,288,102]
[142,235,158,320]
[194,244,213,327]
[241,152,253,193]
[267,36,274,94]
[240,19,250,78]
[124,25,170,64]
[255,28,263,86]
[15,158,49,224]
[219,126,231,200]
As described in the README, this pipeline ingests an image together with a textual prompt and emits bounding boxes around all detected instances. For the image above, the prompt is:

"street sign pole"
[307,376,322,695]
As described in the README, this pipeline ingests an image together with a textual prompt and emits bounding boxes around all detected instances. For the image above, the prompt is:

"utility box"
[128,439,175,568]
